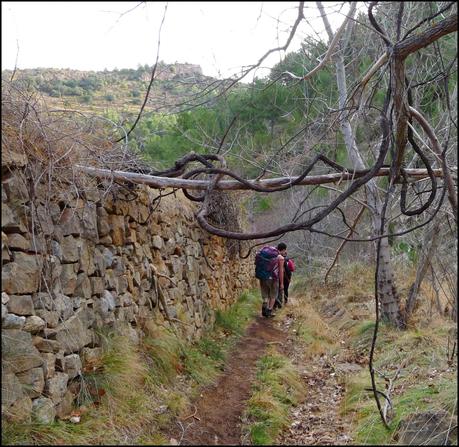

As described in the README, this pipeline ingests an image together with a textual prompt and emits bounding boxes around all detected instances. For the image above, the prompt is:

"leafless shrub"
[1,80,153,202]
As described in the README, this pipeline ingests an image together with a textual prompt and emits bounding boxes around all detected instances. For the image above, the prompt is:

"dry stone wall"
[2,163,253,424]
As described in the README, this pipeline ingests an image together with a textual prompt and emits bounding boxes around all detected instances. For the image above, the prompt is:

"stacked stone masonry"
[2,163,253,424]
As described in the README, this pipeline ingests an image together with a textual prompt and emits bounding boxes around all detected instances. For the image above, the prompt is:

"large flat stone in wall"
[93,247,106,276]
[50,240,62,260]
[2,203,27,233]
[80,202,98,241]
[55,389,75,419]
[126,226,136,244]
[7,233,30,251]
[108,214,125,245]
[186,255,200,276]
[7,295,34,316]
[45,372,69,404]
[32,336,61,353]
[118,275,129,294]
[2,369,33,423]
[41,352,56,379]
[79,243,96,276]
[60,236,81,263]
[55,293,74,321]
[2,253,41,294]
[36,205,55,236]
[2,313,26,329]
[4,172,29,204]
[90,277,105,296]
[112,256,126,276]
[23,315,46,333]
[35,309,59,328]
[56,207,82,236]
[2,369,26,408]
[63,354,82,379]
[55,308,94,354]
[17,367,45,398]
[152,235,163,250]
[101,246,114,269]
[75,273,92,299]
[32,292,54,311]
[97,206,110,237]
[171,255,184,280]
[60,263,78,295]
[98,290,116,314]
[2,329,44,373]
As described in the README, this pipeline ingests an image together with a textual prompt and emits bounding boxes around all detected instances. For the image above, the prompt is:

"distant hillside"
[1,63,214,115]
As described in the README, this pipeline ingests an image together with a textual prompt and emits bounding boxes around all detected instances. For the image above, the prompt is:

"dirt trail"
[170,315,286,445]
[168,296,354,445]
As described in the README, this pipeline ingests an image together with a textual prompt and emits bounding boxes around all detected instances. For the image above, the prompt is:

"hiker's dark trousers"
[284,278,290,300]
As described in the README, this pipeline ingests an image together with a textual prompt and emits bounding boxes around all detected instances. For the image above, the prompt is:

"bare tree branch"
[324,204,366,283]
[115,3,168,143]
[76,165,444,191]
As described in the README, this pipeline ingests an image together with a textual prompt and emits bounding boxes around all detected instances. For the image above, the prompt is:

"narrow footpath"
[168,295,353,445]
[170,315,286,445]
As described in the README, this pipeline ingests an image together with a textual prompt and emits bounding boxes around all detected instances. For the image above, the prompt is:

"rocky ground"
[275,312,355,445]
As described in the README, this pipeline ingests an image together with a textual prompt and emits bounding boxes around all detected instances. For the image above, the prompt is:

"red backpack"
[287,258,295,273]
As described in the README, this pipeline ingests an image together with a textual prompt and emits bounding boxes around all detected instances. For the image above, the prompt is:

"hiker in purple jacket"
[255,246,285,318]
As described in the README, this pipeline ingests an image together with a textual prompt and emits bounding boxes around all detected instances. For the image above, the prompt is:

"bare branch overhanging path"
[76,165,447,191]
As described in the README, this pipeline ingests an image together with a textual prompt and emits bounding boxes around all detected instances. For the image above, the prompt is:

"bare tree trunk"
[430,265,444,317]
[324,205,365,283]
[403,221,441,325]
[317,1,403,327]
[451,269,458,322]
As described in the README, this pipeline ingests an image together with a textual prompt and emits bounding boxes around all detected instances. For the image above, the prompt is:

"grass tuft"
[243,347,305,445]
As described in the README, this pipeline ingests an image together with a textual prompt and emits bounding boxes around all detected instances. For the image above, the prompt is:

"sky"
[2,1,348,80]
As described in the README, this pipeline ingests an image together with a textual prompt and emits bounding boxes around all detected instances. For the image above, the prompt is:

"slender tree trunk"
[430,265,443,316]
[367,183,403,326]
[403,221,441,325]
[317,1,403,327]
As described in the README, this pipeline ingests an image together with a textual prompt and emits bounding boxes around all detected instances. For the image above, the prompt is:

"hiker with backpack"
[255,245,285,318]
[274,243,295,309]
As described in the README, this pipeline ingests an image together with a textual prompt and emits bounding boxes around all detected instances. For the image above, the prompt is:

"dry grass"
[290,262,457,446]
[287,299,338,357]
[2,330,165,445]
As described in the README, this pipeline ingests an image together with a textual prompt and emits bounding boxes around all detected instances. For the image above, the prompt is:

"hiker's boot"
[262,304,268,317]
[266,308,276,318]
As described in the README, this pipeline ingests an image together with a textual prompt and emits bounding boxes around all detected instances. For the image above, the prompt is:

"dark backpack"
[255,246,279,280]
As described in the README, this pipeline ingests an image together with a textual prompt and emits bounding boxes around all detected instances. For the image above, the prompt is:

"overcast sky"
[2,1,348,79]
